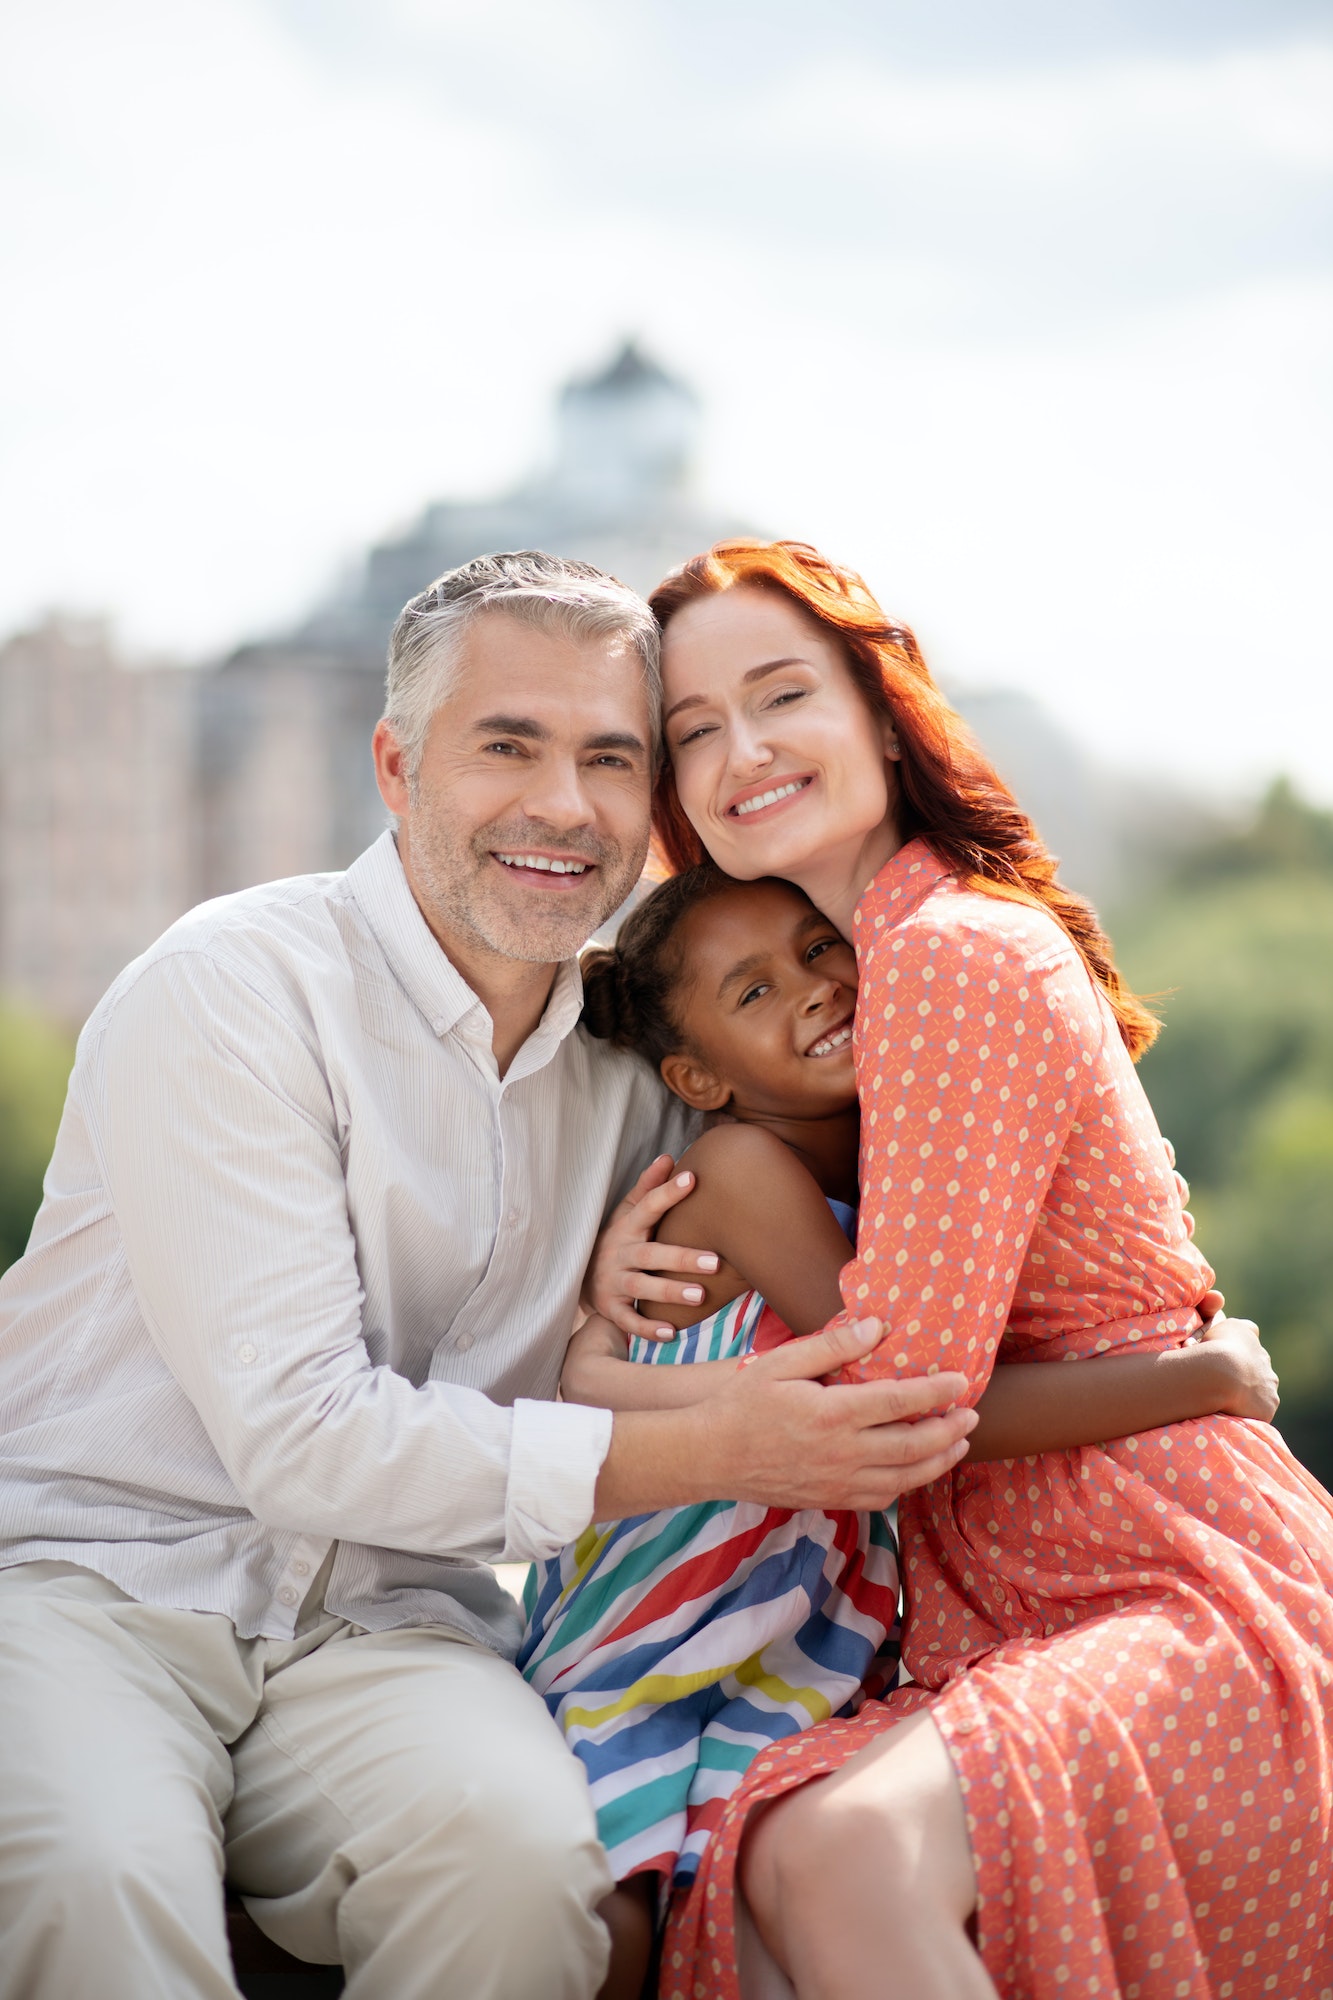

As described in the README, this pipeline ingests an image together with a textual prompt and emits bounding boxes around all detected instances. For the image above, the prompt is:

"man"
[0,551,974,1999]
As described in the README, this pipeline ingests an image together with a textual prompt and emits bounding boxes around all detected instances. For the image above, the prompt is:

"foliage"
[0,1003,74,1274]
[1115,781,1333,1487]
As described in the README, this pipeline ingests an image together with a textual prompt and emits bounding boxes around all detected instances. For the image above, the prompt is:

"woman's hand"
[586,1155,720,1341]
[1193,1308,1280,1422]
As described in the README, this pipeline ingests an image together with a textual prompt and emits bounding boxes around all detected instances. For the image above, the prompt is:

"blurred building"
[0,343,748,1027]
[0,339,1165,1031]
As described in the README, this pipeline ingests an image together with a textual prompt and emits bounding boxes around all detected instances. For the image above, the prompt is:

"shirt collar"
[852,836,952,952]
[343,830,586,1058]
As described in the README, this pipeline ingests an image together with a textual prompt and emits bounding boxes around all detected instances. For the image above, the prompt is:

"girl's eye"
[807,938,837,962]
[739,982,771,1006]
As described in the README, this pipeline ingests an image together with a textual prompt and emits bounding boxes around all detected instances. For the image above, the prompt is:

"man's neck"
[397,840,559,1076]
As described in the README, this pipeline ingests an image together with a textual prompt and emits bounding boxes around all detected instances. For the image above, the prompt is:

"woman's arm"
[969,1315,1279,1460]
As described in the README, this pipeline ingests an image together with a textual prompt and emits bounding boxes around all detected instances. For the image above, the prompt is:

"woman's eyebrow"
[664,657,809,726]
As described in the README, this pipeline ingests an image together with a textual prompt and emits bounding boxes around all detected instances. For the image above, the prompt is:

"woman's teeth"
[809,1024,853,1057]
[496,854,590,874]
[733,779,808,817]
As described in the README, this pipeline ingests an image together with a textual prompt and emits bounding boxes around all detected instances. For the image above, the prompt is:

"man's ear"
[373,718,411,817]
[660,1052,731,1113]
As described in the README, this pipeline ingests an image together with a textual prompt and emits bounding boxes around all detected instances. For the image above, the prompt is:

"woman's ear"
[660,1052,732,1113]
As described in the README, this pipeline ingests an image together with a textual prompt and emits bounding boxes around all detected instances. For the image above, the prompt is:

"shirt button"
[456,1334,473,1352]
[506,1209,520,1226]
[278,1586,298,1606]
[291,1560,310,1577]
[238,1343,258,1365]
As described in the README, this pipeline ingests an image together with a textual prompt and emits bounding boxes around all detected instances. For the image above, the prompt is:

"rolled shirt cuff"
[501,1397,614,1561]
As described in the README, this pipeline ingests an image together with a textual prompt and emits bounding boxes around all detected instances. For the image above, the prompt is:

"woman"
[637,540,1333,2000]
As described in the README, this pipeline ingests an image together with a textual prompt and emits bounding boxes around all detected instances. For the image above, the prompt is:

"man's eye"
[591,754,631,769]
[483,741,522,756]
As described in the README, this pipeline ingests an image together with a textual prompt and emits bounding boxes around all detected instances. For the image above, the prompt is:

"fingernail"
[676,1173,693,1188]
[656,1326,673,1339]
[683,1285,705,1303]
[697,1254,719,1272]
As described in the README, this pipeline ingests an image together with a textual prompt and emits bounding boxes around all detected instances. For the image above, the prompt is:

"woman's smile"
[725,774,815,821]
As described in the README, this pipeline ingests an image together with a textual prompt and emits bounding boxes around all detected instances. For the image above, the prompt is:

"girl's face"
[660,584,900,903]
[661,879,859,1120]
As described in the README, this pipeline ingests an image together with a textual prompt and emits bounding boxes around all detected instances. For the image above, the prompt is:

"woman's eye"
[675,722,716,748]
[767,687,808,710]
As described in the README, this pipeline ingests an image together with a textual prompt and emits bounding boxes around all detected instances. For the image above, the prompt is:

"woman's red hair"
[649,539,1159,1060]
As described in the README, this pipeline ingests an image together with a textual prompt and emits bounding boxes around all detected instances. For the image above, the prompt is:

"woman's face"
[660,584,899,896]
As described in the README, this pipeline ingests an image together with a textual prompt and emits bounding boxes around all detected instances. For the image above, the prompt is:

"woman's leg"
[739,1714,997,2000]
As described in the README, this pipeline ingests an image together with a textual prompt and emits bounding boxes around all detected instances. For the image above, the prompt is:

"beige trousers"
[0,1561,612,2000]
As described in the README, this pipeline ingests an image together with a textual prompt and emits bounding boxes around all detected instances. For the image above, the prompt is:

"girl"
[523,865,1277,2000]
[626,537,1333,2000]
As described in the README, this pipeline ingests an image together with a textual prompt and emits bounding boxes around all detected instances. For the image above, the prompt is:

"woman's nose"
[727,716,775,775]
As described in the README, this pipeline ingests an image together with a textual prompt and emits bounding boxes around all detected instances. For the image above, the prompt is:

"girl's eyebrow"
[717,952,768,1000]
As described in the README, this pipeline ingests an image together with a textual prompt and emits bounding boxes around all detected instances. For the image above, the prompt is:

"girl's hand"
[1194,1306,1280,1422]
[561,1314,630,1404]
[586,1155,720,1341]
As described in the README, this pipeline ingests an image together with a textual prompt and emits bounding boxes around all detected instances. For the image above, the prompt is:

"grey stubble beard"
[403,783,647,969]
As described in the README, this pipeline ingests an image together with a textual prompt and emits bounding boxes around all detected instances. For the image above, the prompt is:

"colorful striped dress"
[518,1204,901,1888]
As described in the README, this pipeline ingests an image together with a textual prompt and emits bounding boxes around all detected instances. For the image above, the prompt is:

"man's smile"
[491,850,597,886]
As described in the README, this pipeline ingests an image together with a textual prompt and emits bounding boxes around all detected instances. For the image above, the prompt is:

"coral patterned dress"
[663,841,1333,2000]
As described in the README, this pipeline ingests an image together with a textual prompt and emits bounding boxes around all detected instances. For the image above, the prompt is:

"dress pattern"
[519,1236,900,1890]
[663,841,1333,2000]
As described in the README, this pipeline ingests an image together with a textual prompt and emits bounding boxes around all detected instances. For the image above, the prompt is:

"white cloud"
[1,0,1328,798]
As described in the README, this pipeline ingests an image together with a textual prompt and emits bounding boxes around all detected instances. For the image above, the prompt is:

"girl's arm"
[566,1123,1279,1443]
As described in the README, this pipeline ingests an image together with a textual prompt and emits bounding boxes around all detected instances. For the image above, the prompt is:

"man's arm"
[94,949,614,1564]
[592,1319,978,1518]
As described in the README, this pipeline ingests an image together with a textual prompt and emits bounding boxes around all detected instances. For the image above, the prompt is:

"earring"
[887,735,900,755]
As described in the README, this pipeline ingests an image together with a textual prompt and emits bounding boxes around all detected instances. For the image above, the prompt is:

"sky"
[2,0,1330,797]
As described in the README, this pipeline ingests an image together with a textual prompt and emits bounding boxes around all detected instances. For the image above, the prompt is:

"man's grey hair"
[383,550,661,781]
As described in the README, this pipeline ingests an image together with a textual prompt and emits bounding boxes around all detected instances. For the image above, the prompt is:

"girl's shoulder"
[676,1119,797,1180]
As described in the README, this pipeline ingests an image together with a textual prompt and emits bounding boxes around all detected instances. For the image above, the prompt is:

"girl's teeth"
[735,780,806,817]
[811,1025,853,1056]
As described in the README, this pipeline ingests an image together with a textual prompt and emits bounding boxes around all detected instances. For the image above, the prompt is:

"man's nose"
[521,755,594,830]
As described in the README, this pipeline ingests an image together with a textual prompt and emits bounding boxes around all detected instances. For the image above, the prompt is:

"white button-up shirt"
[0,833,689,1654]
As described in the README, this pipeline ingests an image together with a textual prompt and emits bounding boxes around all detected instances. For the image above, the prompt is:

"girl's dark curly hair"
[580,865,735,1071]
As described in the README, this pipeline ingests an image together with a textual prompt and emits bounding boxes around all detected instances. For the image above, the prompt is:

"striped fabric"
[519,1277,901,1887]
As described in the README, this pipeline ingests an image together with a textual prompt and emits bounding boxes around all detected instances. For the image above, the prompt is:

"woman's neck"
[785,815,904,937]
[723,1104,861,1206]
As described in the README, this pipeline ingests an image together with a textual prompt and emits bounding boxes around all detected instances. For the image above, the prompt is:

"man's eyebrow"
[664,658,808,727]
[470,718,647,755]
[472,714,550,741]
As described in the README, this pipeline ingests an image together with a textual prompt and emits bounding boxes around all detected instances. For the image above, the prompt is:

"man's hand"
[586,1155,720,1340]
[592,1318,977,1519]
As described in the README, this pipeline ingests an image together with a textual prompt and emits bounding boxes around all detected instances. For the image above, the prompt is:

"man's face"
[376,611,654,968]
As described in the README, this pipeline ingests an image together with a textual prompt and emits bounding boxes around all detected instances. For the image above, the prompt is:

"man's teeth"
[734,780,807,817]
[496,854,590,875]
[809,1024,853,1057]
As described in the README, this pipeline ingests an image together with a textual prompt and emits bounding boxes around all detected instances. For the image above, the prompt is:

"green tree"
[1115,782,1333,1486]
[0,1004,74,1274]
